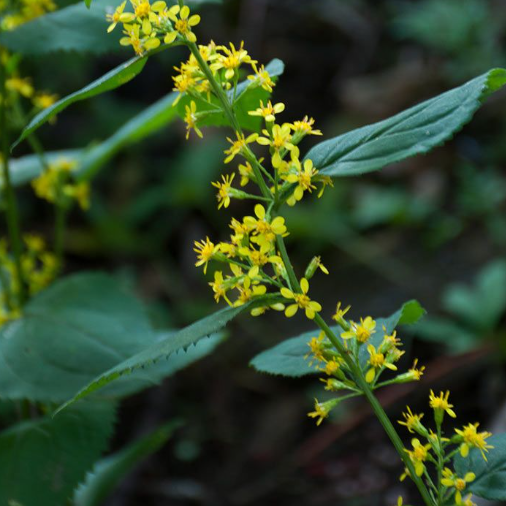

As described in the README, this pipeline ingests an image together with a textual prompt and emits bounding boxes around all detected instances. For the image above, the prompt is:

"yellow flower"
[194,236,218,274]
[209,271,231,304]
[234,276,267,306]
[224,132,258,164]
[398,406,425,434]
[165,4,200,43]
[247,63,275,92]
[304,255,329,279]
[184,100,203,139]
[306,331,326,363]
[308,398,339,426]
[106,1,135,32]
[286,158,318,203]
[332,302,351,323]
[6,76,34,98]
[63,182,91,210]
[291,116,322,137]
[238,161,254,187]
[281,277,322,320]
[210,41,256,80]
[365,343,397,382]
[408,359,425,380]
[257,123,294,168]
[455,423,493,461]
[32,92,58,109]
[429,390,457,419]
[249,100,285,123]
[404,438,431,477]
[341,316,376,343]
[460,494,477,506]
[212,173,235,209]
[441,468,476,504]
[243,204,287,250]
[120,23,160,55]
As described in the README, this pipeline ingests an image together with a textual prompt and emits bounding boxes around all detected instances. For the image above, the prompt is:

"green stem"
[186,41,272,201]
[275,233,434,506]
[0,49,26,306]
[436,425,443,505]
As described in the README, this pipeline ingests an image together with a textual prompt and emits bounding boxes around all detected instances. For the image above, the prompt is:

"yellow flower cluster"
[107,0,201,55]
[305,306,425,425]
[0,235,57,326]
[1,66,58,113]
[32,158,90,211]
[0,0,56,31]
[398,391,493,506]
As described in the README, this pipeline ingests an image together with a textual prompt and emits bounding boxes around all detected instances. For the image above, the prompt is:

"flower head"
[212,173,236,209]
[404,438,431,477]
[165,4,200,43]
[398,406,426,435]
[441,468,476,504]
[194,237,218,273]
[224,132,258,164]
[429,390,456,421]
[341,316,376,343]
[455,423,493,461]
[281,278,322,320]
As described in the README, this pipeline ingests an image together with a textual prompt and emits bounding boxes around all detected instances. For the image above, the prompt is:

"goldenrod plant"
[1,0,506,504]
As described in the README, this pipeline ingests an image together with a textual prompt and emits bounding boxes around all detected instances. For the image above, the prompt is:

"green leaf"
[250,300,425,377]
[0,401,116,506]
[55,295,277,415]
[0,272,227,403]
[74,421,179,506]
[0,0,124,56]
[442,259,506,331]
[13,56,148,149]
[412,317,479,354]
[76,92,178,181]
[306,68,506,177]
[176,58,285,132]
[454,433,506,500]
[2,150,82,189]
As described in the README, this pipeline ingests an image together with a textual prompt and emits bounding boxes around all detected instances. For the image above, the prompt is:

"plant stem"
[275,233,434,506]
[0,49,26,306]
[186,41,272,201]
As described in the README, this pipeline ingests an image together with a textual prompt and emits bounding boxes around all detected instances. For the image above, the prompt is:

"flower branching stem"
[185,38,435,506]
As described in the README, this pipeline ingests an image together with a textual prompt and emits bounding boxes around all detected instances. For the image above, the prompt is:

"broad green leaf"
[176,58,285,132]
[0,0,123,56]
[13,56,149,149]
[306,68,506,177]
[454,433,506,500]
[55,295,278,414]
[0,401,115,506]
[250,300,425,377]
[77,92,178,181]
[74,421,179,506]
[0,272,226,402]
[1,150,82,188]
[442,260,506,331]
[413,317,479,354]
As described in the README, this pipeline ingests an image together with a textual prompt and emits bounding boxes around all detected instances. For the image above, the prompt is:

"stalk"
[275,234,435,506]
[187,33,434,506]
[186,41,272,200]
[0,47,26,306]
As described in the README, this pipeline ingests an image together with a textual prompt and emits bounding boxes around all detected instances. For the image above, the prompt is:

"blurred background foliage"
[5,0,506,504]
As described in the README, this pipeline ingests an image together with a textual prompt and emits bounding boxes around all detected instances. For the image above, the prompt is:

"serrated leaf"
[55,295,278,415]
[0,0,124,56]
[176,58,285,132]
[0,272,227,402]
[13,55,148,149]
[74,421,179,506]
[306,68,506,177]
[250,300,425,377]
[454,433,506,500]
[0,401,116,506]
[76,92,178,181]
